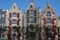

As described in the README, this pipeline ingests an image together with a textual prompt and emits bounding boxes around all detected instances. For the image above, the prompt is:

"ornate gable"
[9,3,20,13]
[42,3,57,18]
[27,0,35,10]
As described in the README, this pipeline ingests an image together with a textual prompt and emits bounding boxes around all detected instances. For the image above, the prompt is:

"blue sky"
[0,0,60,17]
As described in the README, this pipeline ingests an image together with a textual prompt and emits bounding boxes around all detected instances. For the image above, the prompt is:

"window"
[12,19,16,24]
[46,11,51,17]
[12,12,17,17]
[30,5,33,7]
[34,18,38,23]
[47,18,51,23]
[0,14,1,18]
[47,6,49,8]
[29,18,34,23]
[58,28,60,35]
[29,10,34,16]
[14,6,15,9]
[13,26,17,31]
[2,13,5,17]
[47,25,51,28]
[59,17,60,20]
[47,25,51,30]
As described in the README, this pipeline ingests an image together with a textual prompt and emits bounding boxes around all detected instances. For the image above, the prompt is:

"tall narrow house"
[58,17,60,39]
[23,0,40,40]
[6,3,22,40]
[0,9,7,39]
[41,3,58,40]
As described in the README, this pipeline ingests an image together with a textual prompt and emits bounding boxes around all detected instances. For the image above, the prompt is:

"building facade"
[58,17,60,40]
[23,0,58,40]
[0,9,7,40]
[0,9,6,27]
[6,3,22,40]
[23,0,40,40]
[41,3,58,40]
[0,0,59,40]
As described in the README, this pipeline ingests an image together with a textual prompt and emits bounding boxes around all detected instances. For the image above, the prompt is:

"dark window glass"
[12,12,17,17]
[47,18,51,23]
[2,13,5,17]
[0,14,1,18]
[29,10,34,16]
[30,5,32,7]
[14,6,15,9]
[47,25,51,30]
[12,19,16,24]
[46,11,51,17]
[29,18,34,23]
[34,18,38,23]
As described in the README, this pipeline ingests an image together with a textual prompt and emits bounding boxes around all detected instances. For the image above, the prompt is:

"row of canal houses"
[0,0,59,40]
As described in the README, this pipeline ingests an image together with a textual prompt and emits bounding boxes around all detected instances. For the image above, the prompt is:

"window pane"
[2,13,5,17]
[46,11,51,17]
[29,10,34,16]
[12,13,17,17]
[29,18,34,23]
[47,18,51,23]
[12,19,16,24]
[34,18,38,23]
[0,14,1,18]
[47,25,51,30]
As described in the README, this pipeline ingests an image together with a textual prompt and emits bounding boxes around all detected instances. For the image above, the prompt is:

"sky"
[0,0,60,17]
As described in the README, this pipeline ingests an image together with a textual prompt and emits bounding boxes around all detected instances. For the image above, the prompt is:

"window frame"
[12,12,17,17]
[46,11,51,17]
[47,18,51,23]
[29,18,34,23]
[29,10,34,16]
[12,19,16,24]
